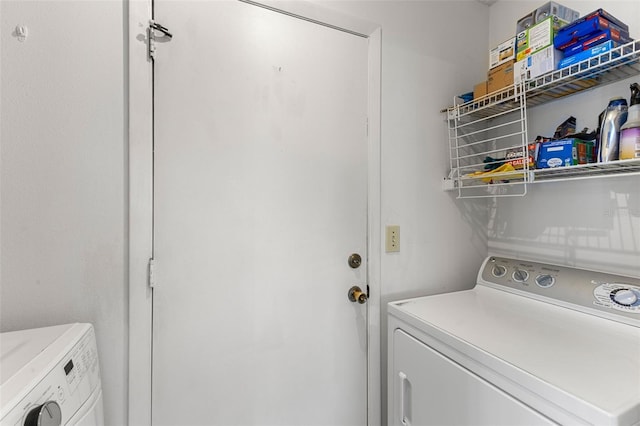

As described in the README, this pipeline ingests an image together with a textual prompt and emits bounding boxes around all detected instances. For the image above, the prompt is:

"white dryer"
[0,323,104,426]
[388,256,640,426]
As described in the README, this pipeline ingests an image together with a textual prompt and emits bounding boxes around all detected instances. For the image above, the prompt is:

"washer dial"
[24,401,61,426]
[535,274,555,288]
[611,288,639,306]
[512,269,529,283]
[492,264,507,277]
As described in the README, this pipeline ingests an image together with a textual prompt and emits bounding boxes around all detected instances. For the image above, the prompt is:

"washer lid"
[0,324,76,388]
[389,286,640,425]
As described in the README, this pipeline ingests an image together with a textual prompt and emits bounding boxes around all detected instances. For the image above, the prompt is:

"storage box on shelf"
[443,39,640,199]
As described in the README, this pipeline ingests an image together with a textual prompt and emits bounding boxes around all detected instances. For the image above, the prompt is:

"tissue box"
[537,138,593,168]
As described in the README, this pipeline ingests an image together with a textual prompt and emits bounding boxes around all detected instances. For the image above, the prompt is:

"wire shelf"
[443,40,640,198]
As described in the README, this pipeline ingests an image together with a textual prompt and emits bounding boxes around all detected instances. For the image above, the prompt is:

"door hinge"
[148,20,173,60]
[148,258,156,288]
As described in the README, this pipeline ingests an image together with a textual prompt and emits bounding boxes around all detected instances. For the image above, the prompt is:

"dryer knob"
[24,401,62,426]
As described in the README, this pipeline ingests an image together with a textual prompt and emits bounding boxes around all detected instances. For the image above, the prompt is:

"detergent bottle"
[598,97,628,162]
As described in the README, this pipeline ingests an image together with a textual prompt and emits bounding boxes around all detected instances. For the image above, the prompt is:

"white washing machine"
[388,256,640,426]
[0,323,104,426]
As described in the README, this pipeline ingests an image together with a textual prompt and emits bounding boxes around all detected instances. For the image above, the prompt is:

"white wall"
[487,1,640,277]
[0,2,128,425]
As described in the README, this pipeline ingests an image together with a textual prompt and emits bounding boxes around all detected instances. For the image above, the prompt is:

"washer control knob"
[24,401,62,426]
[612,289,638,306]
[535,274,555,288]
[512,269,529,283]
[492,265,507,277]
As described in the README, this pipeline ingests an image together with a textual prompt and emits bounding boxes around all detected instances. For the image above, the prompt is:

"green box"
[516,16,569,61]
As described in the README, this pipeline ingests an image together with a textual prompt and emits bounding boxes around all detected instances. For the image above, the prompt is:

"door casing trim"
[128,2,381,424]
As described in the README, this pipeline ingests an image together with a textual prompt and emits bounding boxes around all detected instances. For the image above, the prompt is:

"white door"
[151,2,370,425]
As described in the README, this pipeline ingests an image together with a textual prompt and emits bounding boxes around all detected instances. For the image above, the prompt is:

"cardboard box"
[505,143,539,169]
[555,15,630,50]
[516,16,569,61]
[514,46,563,84]
[555,9,629,43]
[474,81,488,99]
[516,1,580,34]
[576,140,595,164]
[537,138,592,168]
[490,37,516,69]
[487,60,514,93]
[562,33,626,57]
[578,29,631,51]
[558,40,618,68]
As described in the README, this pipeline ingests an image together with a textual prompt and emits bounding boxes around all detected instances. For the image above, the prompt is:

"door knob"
[348,286,368,304]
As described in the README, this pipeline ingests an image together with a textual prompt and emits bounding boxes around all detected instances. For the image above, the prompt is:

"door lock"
[348,286,368,304]
[348,253,362,269]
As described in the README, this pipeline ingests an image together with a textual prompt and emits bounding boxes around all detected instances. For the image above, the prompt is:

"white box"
[514,45,563,84]
[490,37,516,70]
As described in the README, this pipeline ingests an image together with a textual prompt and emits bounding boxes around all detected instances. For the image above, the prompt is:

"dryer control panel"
[479,256,640,327]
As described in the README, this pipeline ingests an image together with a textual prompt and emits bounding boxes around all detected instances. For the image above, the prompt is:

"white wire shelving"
[443,40,640,199]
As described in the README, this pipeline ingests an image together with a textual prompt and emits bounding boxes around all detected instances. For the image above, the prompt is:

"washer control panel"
[1,328,101,426]
[480,256,640,326]
[594,283,640,313]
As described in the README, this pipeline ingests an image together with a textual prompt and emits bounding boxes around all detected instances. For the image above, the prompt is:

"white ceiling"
[476,0,498,6]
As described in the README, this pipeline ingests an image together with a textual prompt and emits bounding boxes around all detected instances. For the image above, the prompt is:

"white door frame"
[128,1,381,424]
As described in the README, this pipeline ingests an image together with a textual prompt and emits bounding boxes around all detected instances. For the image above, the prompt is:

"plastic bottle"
[598,97,628,162]
[619,104,640,160]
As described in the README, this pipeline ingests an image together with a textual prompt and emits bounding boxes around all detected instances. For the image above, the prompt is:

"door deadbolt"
[348,253,362,269]
[348,286,368,304]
